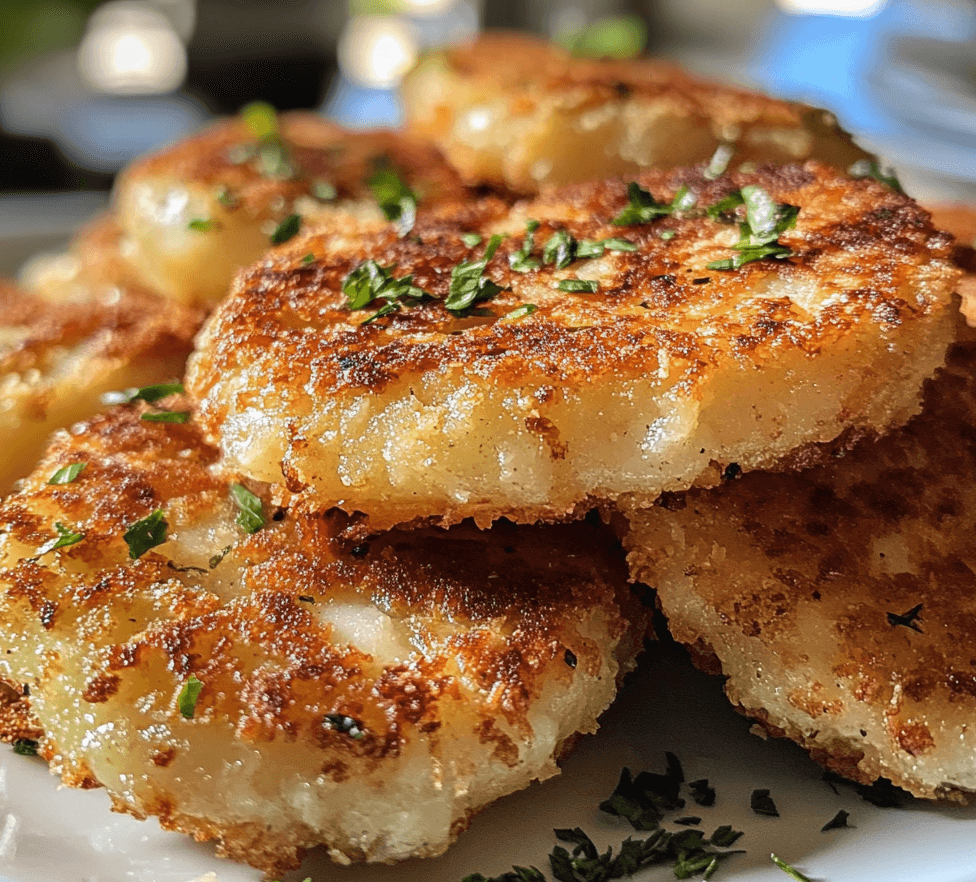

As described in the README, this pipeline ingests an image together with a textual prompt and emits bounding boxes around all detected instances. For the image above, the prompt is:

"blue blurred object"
[324,74,404,128]
[748,0,976,183]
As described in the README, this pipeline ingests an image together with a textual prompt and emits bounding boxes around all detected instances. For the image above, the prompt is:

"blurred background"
[0,0,974,251]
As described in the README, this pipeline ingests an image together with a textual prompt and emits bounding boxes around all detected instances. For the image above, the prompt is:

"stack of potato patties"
[0,33,967,877]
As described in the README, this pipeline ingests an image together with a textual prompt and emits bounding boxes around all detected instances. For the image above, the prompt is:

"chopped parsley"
[770,854,813,882]
[48,462,86,485]
[544,229,577,270]
[510,221,542,272]
[507,304,538,320]
[612,181,672,225]
[311,180,337,202]
[209,545,231,570]
[887,602,923,633]
[216,186,238,208]
[123,509,167,560]
[230,483,265,534]
[671,185,697,212]
[12,738,38,756]
[848,159,905,194]
[602,237,638,252]
[821,809,851,831]
[557,279,598,293]
[446,235,506,315]
[659,230,676,241]
[704,144,734,180]
[707,186,798,270]
[366,163,417,235]
[750,789,779,817]
[461,232,483,248]
[270,213,301,246]
[324,713,365,739]
[187,218,216,232]
[126,382,184,404]
[689,779,716,807]
[342,259,431,324]
[36,522,85,556]
[140,411,190,423]
[177,674,204,719]
[236,101,297,179]
[241,100,279,142]
[301,252,315,265]
[599,756,685,830]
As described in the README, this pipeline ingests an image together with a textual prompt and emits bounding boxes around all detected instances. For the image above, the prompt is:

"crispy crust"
[622,310,976,801]
[403,32,871,192]
[0,405,647,874]
[187,161,958,528]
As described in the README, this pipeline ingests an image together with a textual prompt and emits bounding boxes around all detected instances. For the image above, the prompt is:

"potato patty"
[187,162,957,530]
[402,33,871,193]
[622,310,976,802]
[0,405,647,875]
[0,273,201,495]
[113,112,472,306]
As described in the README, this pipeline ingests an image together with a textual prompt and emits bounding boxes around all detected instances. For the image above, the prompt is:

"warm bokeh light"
[399,0,457,15]
[77,1,186,95]
[339,15,419,88]
[775,0,888,17]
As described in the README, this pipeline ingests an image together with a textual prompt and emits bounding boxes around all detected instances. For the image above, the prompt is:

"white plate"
[3,648,976,882]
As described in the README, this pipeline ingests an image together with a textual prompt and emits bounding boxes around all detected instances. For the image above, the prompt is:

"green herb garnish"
[507,304,538,319]
[241,101,279,141]
[671,185,697,212]
[123,509,167,560]
[324,713,365,739]
[602,237,637,252]
[366,164,417,235]
[126,382,184,404]
[12,739,38,756]
[301,252,315,265]
[230,484,265,534]
[343,259,431,323]
[209,545,231,569]
[270,213,301,246]
[750,788,779,817]
[446,234,506,314]
[612,181,672,226]
[707,186,798,270]
[689,779,716,807]
[37,522,85,556]
[140,411,191,423]
[543,229,577,269]
[187,218,216,232]
[461,232,483,248]
[821,809,851,831]
[659,230,676,241]
[48,462,86,485]
[216,187,238,208]
[510,221,542,272]
[848,159,905,194]
[557,279,598,293]
[704,144,734,180]
[887,602,923,632]
[770,854,814,882]
[178,674,204,719]
[311,180,337,201]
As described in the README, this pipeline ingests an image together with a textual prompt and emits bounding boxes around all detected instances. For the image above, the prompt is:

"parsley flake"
[230,483,265,533]
[671,185,697,212]
[821,809,852,831]
[241,100,279,141]
[557,279,598,293]
[659,230,676,241]
[324,713,365,739]
[510,221,543,272]
[461,232,483,248]
[750,788,779,817]
[37,522,85,556]
[612,181,672,225]
[848,159,905,194]
[12,738,38,756]
[446,235,506,315]
[366,164,417,235]
[140,411,191,423]
[507,304,538,320]
[216,187,238,208]
[125,383,184,404]
[301,252,315,265]
[123,509,167,559]
[707,186,798,270]
[770,854,814,882]
[887,602,923,632]
[343,259,431,323]
[48,462,86,485]
[209,545,231,570]
[178,674,204,719]
[544,229,577,269]
[689,779,716,807]
[187,218,216,232]
[704,144,734,180]
[270,213,301,245]
[311,180,337,201]
[602,237,637,252]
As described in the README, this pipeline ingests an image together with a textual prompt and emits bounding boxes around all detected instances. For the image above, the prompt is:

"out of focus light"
[77,2,187,95]
[399,0,456,15]
[775,0,888,17]
[339,15,419,88]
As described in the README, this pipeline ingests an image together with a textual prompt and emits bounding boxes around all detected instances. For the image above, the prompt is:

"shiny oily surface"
[0,405,646,876]
[623,311,976,803]
[402,33,871,193]
[188,162,958,530]
[113,112,472,306]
